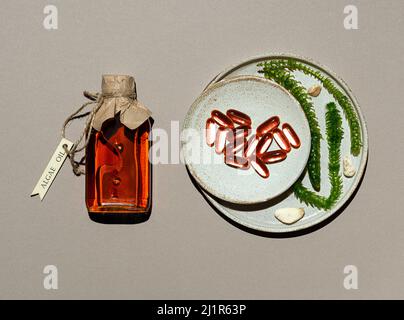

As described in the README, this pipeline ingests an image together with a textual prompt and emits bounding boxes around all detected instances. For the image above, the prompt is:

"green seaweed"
[293,102,343,210]
[261,59,362,156]
[258,62,322,191]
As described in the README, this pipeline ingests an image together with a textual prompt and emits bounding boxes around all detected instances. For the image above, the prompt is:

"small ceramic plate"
[193,54,368,233]
[182,76,311,204]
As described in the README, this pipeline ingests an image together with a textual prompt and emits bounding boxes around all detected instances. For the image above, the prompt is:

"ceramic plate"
[182,76,311,204]
[187,54,369,234]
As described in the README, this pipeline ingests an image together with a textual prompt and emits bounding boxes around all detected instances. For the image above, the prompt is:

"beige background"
[0,0,403,299]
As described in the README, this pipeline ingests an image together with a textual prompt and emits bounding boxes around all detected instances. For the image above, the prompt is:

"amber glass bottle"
[85,75,152,223]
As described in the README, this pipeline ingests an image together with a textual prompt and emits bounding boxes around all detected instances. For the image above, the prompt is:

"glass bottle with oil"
[85,75,152,223]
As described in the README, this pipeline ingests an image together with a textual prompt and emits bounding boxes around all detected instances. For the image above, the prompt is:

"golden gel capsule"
[205,118,217,147]
[224,154,250,170]
[227,125,249,141]
[233,137,247,153]
[211,110,234,129]
[226,128,247,154]
[273,128,291,153]
[260,150,287,164]
[250,157,270,179]
[256,132,273,155]
[282,123,301,149]
[244,135,259,158]
[226,109,252,127]
[256,116,280,137]
[215,127,229,154]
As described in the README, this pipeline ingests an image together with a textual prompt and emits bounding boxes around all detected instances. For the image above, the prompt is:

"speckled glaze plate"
[185,53,368,234]
[182,76,311,204]
[185,54,368,235]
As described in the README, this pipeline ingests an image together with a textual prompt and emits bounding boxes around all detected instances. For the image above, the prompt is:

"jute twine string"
[61,90,135,176]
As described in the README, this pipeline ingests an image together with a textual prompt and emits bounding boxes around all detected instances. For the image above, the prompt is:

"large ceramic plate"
[182,76,311,204]
[187,53,368,234]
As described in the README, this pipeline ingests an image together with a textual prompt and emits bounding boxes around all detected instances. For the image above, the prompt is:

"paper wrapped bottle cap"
[92,75,151,131]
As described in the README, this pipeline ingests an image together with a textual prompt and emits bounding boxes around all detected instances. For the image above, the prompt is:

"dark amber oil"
[86,116,151,223]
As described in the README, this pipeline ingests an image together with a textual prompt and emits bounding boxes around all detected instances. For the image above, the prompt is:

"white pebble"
[343,155,356,177]
[274,208,305,225]
[307,84,322,97]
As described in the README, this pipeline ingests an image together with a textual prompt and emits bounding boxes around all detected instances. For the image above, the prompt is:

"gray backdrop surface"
[0,0,403,299]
